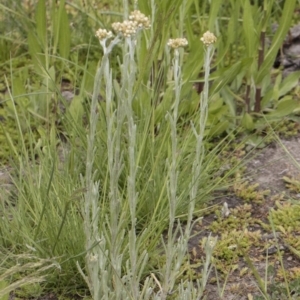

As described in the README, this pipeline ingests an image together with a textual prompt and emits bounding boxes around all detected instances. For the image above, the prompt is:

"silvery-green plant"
[77,28,121,299]
[170,31,218,300]
[77,10,153,300]
[77,10,220,297]
[191,31,217,201]
[159,37,189,298]
[155,32,218,299]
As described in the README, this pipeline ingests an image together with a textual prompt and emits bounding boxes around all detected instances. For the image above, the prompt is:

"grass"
[1,0,300,299]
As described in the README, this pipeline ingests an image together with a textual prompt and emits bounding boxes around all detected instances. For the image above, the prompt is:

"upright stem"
[191,45,213,201]
[200,46,213,138]
[124,37,139,298]
[245,84,251,113]
[161,48,183,298]
[254,31,265,113]
[81,36,121,299]
[84,55,106,248]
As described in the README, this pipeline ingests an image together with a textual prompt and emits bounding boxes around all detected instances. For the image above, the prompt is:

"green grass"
[1,0,300,299]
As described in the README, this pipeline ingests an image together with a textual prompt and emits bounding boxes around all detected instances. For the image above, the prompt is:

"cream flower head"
[167,38,188,49]
[95,28,113,41]
[129,10,151,29]
[112,20,138,37]
[200,31,217,46]
[112,10,150,37]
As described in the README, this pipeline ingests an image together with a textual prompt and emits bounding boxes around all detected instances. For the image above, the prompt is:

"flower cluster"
[167,38,188,49]
[95,28,113,41]
[129,10,151,29]
[112,20,138,37]
[112,10,150,37]
[200,31,217,46]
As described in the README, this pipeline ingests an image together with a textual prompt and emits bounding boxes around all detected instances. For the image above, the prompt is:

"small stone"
[61,90,74,103]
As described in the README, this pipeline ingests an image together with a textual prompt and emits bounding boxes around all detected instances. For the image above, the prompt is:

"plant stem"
[254,31,265,113]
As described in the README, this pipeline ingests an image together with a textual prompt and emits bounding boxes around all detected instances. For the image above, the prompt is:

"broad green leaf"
[58,1,71,59]
[68,96,84,123]
[35,0,47,50]
[279,71,300,97]
[241,113,254,130]
[210,61,243,96]
[261,88,274,109]
[208,0,222,32]
[227,1,241,45]
[221,87,237,117]
[208,96,224,114]
[245,135,266,148]
[242,0,256,57]
[28,31,45,71]
[273,72,282,102]
[261,72,281,109]
[210,105,229,121]
[207,120,230,137]
[261,71,300,109]
[260,70,272,96]
[266,97,299,119]
[178,90,199,115]
[12,77,26,98]
[261,0,275,32]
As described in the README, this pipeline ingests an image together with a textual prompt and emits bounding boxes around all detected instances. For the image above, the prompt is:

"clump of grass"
[0,253,59,299]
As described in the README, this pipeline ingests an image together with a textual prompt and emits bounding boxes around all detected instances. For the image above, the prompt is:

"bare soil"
[187,135,300,300]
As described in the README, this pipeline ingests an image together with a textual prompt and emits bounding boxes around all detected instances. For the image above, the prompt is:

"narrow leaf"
[28,31,45,71]
[208,0,222,32]
[242,0,256,57]
[210,61,243,96]
[256,0,296,83]
[241,113,254,130]
[58,1,71,59]
[35,0,47,49]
